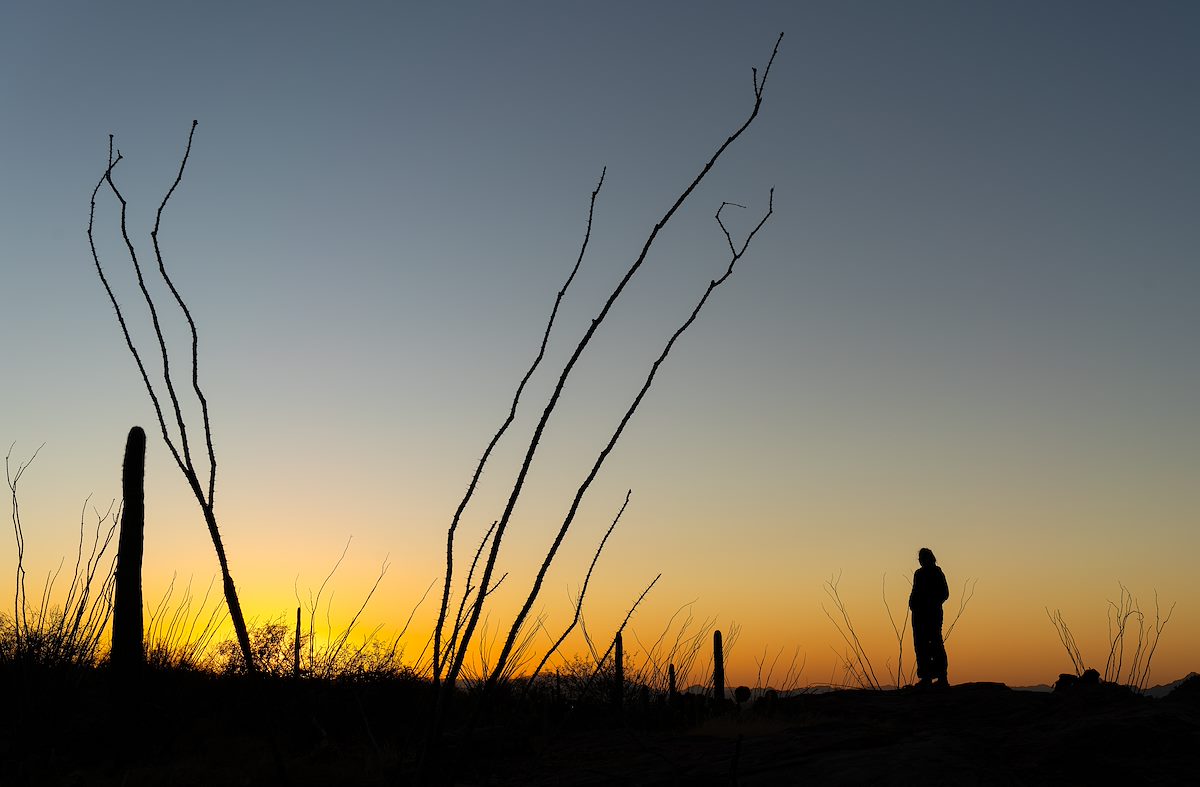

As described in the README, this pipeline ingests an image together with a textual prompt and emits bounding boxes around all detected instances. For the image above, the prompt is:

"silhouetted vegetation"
[4,27,1196,785]
[431,33,783,719]
[110,426,145,675]
[89,124,255,671]
[3,446,116,670]
[822,570,977,690]
[3,443,1196,784]
[1047,582,1175,693]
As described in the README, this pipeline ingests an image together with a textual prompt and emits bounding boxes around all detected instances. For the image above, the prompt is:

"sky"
[2,1,1197,688]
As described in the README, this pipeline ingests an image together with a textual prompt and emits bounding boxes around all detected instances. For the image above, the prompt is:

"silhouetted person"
[908,547,949,687]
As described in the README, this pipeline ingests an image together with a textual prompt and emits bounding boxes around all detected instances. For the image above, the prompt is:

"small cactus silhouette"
[112,426,146,675]
[614,631,624,709]
[713,629,725,702]
[668,663,677,698]
[293,605,301,678]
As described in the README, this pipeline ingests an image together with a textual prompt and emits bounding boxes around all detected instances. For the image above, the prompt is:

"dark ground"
[3,667,1198,785]
[511,682,1200,785]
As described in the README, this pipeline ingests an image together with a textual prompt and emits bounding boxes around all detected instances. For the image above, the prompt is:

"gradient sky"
[2,1,1197,688]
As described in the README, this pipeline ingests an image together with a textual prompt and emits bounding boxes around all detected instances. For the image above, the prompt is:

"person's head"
[918,547,936,567]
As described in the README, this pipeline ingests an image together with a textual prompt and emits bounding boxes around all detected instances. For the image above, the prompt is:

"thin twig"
[821,573,882,690]
[433,169,607,684]
[526,489,632,686]
[572,574,662,705]
[942,577,977,643]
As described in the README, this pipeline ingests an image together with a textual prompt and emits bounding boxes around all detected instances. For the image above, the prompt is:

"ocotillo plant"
[111,426,146,674]
[89,123,255,672]
[713,630,725,703]
[434,34,783,705]
[614,631,624,709]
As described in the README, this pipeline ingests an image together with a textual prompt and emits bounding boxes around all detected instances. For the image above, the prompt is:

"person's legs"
[912,614,934,683]
[931,609,947,683]
[932,636,948,682]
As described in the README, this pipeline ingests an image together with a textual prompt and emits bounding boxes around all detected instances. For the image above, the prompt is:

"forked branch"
[570,573,662,705]
[525,489,632,686]
[485,188,774,688]
[821,572,882,690]
[943,577,977,642]
[87,122,254,671]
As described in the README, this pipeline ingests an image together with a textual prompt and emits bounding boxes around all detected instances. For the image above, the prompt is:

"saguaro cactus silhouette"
[112,426,146,674]
[713,629,725,703]
[614,631,624,709]
[294,605,301,678]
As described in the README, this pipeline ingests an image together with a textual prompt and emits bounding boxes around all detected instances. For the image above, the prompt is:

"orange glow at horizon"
[5,435,1197,693]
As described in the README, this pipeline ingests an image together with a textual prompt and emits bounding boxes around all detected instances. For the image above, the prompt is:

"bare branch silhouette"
[1133,592,1174,693]
[942,577,977,643]
[485,186,774,688]
[432,168,606,686]
[882,573,912,687]
[304,536,352,671]
[443,521,498,673]
[7,443,43,637]
[1046,583,1175,692]
[821,572,882,690]
[1045,607,1086,675]
[151,121,219,506]
[87,122,255,671]
[526,489,631,687]
[5,448,118,667]
[443,33,783,699]
[570,573,662,706]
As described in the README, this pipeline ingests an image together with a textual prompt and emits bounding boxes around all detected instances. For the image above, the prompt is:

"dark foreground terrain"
[3,667,1198,785]
[514,681,1200,785]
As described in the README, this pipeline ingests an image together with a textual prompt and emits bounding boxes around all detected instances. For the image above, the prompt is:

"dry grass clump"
[204,618,411,679]
[2,446,118,670]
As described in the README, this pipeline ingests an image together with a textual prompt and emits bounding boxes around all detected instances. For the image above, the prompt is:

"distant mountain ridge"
[1144,672,1199,698]
[1013,672,1198,697]
[688,672,1200,697]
